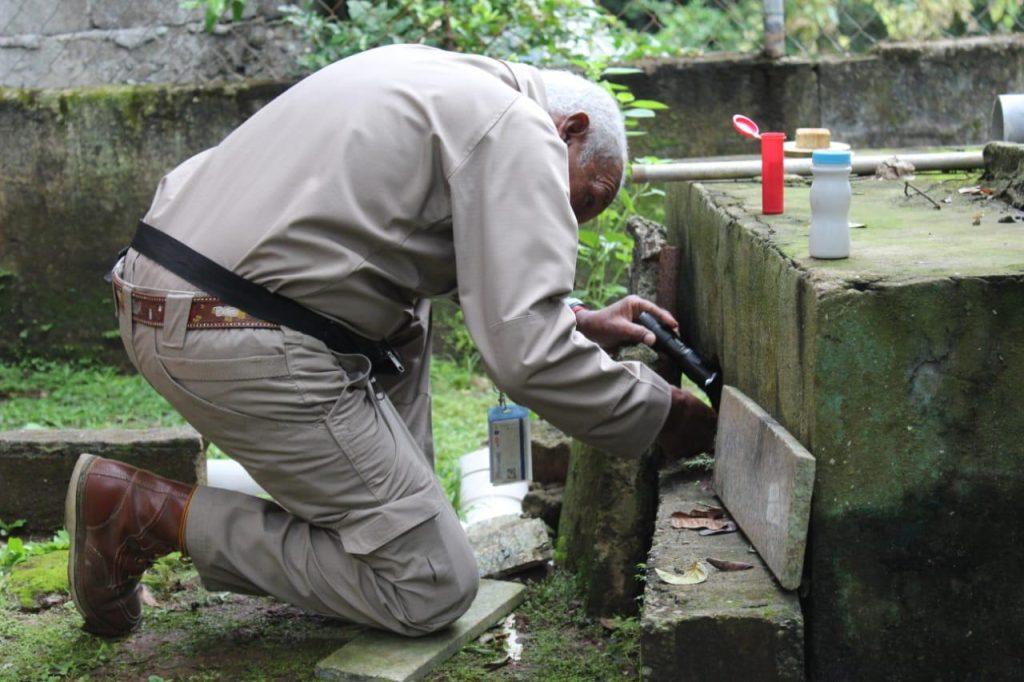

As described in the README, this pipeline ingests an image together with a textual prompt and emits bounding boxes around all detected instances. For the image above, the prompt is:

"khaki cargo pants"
[115,251,479,636]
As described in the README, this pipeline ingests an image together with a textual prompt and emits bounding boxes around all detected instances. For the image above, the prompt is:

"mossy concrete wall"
[667,173,1024,680]
[0,81,289,362]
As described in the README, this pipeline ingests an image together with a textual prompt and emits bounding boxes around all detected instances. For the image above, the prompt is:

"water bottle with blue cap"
[809,149,853,259]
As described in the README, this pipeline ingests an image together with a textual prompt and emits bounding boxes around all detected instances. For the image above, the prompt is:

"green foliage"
[6,550,69,609]
[0,518,26,538]
[281,0,616,68]
[181,0,245,31]
[0,530,69,574]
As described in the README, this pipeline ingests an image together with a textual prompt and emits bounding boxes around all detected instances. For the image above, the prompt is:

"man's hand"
[574,295,679,352]
[656,387,717,463]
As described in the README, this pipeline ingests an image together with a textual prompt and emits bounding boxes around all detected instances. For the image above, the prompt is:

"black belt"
[122,220,404,375]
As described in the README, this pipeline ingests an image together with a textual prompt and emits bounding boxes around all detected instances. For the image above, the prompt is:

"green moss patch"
[6,549,69,610]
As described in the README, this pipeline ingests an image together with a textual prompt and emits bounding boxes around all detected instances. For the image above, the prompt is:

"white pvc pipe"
[459,447,528,528]
[632,150,985,183]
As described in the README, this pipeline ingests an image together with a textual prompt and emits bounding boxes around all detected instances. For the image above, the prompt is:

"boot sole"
[65,452,98,629]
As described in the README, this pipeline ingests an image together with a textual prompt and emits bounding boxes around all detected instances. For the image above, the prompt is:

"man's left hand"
[574,295,678,352]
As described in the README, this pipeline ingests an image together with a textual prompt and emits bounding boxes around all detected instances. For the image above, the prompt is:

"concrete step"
[641,467,804,681]
[0,426,205,531]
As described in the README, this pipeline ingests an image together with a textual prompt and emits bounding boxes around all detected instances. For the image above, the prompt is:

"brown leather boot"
[65,453,195,637]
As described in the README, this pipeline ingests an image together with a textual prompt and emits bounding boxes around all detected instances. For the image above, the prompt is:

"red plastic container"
[760,132,785,215]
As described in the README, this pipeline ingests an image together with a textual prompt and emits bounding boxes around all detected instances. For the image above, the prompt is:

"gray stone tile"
[315,579,526,681]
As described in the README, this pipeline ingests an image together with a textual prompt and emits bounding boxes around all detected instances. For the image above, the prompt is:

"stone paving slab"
[641,466,804,681]
[713,386,815,590]
[0,426,206,531]
[315,579,526,681]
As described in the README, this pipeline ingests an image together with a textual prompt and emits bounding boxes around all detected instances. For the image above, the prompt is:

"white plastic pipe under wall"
[631,150,985,183]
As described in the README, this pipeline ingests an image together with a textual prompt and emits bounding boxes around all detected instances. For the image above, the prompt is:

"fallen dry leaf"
[670,512,729,531]
[655,562,708,586]
[958,186,981,195]
[699,521,738,536]
[692,505,725,519]
[707,557,754,572]
[598,617,620,631]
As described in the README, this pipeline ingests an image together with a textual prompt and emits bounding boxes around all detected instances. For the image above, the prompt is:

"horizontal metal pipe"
[631,150,985,183]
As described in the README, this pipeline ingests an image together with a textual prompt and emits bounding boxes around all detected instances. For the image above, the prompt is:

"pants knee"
[396,566,479,636]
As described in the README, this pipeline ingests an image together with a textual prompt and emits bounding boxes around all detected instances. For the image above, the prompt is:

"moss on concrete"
[667,168,1024,680]
[558,439,657,617]
[0,81,290,364]
[6,550,69,609]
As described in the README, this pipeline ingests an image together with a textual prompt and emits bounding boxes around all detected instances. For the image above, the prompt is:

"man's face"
[553,112,623,225]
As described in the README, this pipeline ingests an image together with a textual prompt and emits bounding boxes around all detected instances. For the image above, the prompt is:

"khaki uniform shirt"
[143,44,672,457]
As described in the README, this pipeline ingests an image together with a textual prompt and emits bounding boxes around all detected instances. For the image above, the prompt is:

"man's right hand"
[656,386,718,464]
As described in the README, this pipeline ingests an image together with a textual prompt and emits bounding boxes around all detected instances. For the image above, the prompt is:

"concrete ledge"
[641,467,804,681]
[0,426,205,530]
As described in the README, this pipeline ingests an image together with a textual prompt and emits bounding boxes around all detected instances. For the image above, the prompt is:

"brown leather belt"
[112,276,279,331]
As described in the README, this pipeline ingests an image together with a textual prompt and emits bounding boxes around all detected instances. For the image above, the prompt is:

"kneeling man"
[66,44,717,638]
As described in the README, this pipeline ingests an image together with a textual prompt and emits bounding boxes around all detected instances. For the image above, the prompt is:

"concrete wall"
[1,36,1022,361]
[0,0,302,88]
[0,81,290,363]
[623,35,1024,158]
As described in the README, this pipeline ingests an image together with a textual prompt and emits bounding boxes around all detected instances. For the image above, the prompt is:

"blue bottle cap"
[812,149,852,165]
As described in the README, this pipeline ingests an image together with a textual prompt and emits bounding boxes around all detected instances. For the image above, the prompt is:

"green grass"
[0,360,183,430]
[0,358,493,504]
[430,571,640,680]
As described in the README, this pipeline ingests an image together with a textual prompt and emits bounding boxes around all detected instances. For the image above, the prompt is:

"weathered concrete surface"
[667,169,1024,680]
[0,81,289,362]
[466,514,552,579]
[818,37,1024,149]
[714,386,815,590]
[0,426,206,530]
[315,579,526,681]
[618,35,1024,159]
[0,0,301,88]
[641,466,804,681]
[529,419,570,484]
[984,141,1024,210]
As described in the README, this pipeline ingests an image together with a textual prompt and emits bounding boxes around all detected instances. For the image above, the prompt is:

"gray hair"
[540,69,628,170]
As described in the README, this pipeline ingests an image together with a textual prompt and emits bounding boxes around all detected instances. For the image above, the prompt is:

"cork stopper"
[795,128,832,150]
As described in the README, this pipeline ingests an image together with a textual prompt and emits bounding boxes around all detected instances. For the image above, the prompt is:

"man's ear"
[558,112,590,144]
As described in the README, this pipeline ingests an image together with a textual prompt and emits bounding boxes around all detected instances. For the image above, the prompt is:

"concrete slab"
[0,426,206,531]
[713,386,815,590]
[315,579,526,681]
[641,466,804,681]
[466,514,552,578]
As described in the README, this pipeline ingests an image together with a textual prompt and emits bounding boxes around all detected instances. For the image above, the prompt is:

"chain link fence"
[1,0,1023,88]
